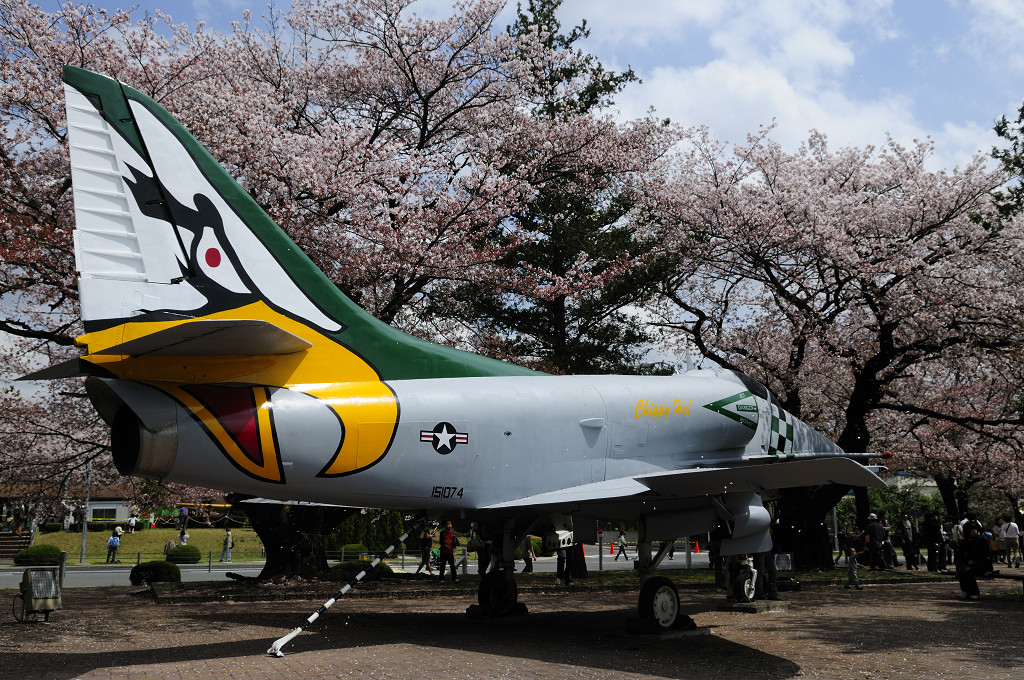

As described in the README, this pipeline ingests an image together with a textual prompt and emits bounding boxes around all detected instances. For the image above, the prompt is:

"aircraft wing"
[238,498,360,509]
[482,477,651,510]
[482,457,884,512]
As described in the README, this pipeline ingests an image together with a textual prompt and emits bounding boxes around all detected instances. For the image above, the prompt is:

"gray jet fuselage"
[106,370,838,515]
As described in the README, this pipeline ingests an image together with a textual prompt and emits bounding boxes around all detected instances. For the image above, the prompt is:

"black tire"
[734,567,755,603]
[478,571,518,615]
[638,576,679,630]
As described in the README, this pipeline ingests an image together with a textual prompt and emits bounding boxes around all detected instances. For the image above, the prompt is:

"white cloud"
[552,0,1001,168]
[964,0,1024,72]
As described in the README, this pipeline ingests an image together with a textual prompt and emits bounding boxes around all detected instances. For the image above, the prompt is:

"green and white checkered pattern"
[768,403,793,456]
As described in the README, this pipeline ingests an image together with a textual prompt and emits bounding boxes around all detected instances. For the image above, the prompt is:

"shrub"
[513,537,542,560]
[339,543,369,558]
[328,559,392,582]
[13,544,63,566]
[40,522,63,533]
[130,560,181,585]
[165,545,202,564]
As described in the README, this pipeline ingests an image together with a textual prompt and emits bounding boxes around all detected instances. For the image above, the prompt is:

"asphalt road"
[1,545,712,588]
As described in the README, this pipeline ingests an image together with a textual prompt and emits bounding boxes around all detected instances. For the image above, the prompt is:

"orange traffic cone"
[695,541,700,553]
[610,542,615,555]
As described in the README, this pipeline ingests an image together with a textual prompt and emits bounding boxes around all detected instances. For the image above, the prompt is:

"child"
[845,546,863,590]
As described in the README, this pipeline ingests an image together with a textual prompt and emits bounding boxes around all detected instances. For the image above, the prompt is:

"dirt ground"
[1,578,1021,680]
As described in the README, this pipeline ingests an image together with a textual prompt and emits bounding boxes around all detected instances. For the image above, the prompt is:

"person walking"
[521,535,535,573]
[106,527,123,563]
[923,512,944,571]
[12,506,24,536]
[414,524,435,575]
[437,521,459,583]
[615,530,629,561]
[864,514,887,570]
[220,528,234,562]
[957,523,993,600]
[178,505,189,530]
[1000,515,1019,568]
[844,546,862,590]
[898,513,920,570]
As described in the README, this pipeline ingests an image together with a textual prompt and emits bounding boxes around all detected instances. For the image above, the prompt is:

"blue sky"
[43,0,1024,170]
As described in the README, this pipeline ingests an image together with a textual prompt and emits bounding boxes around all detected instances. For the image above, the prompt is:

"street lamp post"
[79,459,91,564]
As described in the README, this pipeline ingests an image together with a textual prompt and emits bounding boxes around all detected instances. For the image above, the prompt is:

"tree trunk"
[774,485,850,570]
[853,486,871,528]
[241,503,357,579]
[933,475,972,518]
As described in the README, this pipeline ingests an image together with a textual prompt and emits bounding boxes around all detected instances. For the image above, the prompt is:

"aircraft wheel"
[734,567,756,603]
[638,576,679,630]
[478,571,518,615]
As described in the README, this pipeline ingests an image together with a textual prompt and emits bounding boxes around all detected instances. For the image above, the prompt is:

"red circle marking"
[205,248,221,267]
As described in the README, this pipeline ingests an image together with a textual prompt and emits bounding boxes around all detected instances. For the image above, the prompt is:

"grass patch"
[32,527,264,565]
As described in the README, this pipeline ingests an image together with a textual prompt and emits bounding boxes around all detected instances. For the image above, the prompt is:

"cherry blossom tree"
[0,2,230,524]
[0,0,681,567]
[654,127,1024,528]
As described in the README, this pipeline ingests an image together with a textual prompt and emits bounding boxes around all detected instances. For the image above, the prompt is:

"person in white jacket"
[1001,515,1020,567]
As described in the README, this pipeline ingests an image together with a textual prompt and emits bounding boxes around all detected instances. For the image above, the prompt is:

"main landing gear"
[474,520,526,617]
[637,576,680,630]
[478,571,519,615]
[633,539,693,631]
[471,525,693,631]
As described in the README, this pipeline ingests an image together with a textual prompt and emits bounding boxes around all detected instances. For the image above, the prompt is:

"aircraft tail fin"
[62,66,535,381]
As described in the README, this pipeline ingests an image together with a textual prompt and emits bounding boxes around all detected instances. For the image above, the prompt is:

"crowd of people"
[841,510,1021,600]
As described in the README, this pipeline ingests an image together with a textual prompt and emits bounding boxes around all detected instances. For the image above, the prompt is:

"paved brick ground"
[1,579,1021,679]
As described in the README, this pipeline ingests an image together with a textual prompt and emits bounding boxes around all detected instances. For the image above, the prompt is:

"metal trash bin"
[14,568,62,622]
[774,552,795,578]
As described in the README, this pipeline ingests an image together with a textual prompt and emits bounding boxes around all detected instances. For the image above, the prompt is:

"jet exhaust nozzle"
[110,406,177,479]
[86,377,178,480]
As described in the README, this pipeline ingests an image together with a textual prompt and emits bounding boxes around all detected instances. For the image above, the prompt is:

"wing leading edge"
[482,457,885,513]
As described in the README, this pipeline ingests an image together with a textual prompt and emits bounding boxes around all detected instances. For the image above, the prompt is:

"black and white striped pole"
[267,519,424,657]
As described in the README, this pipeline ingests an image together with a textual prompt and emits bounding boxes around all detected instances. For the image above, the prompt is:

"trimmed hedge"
[13,544,63,566]
[339,543,369,557]
[85,522,124,533]
[328,559,393,582]
[40,522,63,533]
[130,560,181,585]
[165,545,202,564]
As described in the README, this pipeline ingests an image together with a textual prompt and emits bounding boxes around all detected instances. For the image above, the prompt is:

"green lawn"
[31,527,265,565]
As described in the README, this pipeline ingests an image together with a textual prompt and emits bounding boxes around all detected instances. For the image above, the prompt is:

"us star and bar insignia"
[420,422,469,454]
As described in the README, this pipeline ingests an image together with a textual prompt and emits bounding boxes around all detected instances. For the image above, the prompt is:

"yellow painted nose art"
[81,302,399,483]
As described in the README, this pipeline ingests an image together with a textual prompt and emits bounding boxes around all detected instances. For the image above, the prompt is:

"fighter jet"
[30,66,883,630]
